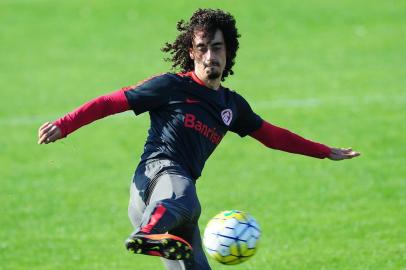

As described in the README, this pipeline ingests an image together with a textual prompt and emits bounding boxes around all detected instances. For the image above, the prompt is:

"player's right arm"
[38,73,171,144]
[38,89,130,144]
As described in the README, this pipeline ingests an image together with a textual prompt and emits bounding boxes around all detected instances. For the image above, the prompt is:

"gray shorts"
[128,159,211,270]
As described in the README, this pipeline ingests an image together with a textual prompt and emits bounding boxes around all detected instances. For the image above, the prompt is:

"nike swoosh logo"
[185,98,200,104]
[186,98,200,103]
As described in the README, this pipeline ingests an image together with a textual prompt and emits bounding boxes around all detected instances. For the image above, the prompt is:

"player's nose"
[205,51,219,66]
[205,49,216,62]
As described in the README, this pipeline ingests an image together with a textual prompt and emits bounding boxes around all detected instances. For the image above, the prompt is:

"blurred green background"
[1,0,405,269]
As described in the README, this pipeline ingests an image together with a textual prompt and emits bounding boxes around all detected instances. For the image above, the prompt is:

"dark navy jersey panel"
[124,73,262,179]
[228,92,263,137]
[124,75,173,115]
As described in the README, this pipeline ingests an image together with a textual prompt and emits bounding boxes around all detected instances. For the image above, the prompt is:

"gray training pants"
[128,159,211,270]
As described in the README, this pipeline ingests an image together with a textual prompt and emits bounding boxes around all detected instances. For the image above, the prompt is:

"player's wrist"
[53,119,67,138]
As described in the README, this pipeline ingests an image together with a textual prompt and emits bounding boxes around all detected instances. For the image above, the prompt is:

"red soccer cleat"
[125,233,192,260]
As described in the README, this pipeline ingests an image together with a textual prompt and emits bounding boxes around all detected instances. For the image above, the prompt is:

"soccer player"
[38,8,360,270]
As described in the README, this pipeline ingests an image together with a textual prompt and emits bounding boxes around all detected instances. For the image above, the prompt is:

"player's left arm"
[249,120,360,161]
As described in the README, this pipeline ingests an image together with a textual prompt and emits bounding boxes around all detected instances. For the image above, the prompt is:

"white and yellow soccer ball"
[203,210,261,265]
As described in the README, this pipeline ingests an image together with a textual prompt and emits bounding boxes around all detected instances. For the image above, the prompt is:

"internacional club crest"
[221,109,233,126]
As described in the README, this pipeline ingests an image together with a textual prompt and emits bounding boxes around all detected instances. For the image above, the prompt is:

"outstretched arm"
[38,89,130,144]
[250,120,360,160]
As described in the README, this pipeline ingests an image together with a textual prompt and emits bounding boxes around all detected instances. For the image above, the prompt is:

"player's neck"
[193,70,221,90]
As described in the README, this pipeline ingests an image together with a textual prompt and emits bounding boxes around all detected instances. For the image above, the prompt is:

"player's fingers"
[38,123,54,138]
[347,151,360,158]
[38,132,50,144]
[38,125,57,144]
[328,152,340,160]
[39,122,51,131]
[46,134,56,143]
[332,155,345,160]
[46,126,62,142]
[329,150,348,160]
[334,148,352,154]
[38,124,61,144]
[330,150,360,160]
[331,148,356,158]
[47,131,61,143]
[343,151,358,158]
[38,122,52,137]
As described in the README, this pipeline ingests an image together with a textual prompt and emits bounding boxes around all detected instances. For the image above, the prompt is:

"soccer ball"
[203,210,261,265]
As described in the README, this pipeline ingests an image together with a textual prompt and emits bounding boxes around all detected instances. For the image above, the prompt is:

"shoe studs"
[126,234,192,261]
[127,239,135,244]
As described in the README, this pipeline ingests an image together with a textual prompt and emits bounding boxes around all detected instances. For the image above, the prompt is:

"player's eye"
[197,46,207,53]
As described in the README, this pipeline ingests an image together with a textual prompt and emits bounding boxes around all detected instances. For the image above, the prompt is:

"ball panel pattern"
[203,210,261,265]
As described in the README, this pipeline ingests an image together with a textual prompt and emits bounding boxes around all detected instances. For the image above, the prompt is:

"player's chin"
[206,69,221,80]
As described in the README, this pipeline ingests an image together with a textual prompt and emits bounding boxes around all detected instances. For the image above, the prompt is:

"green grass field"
[1,0,405,269]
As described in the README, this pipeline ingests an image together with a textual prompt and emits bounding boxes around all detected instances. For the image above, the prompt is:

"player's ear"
[189,47,194,60]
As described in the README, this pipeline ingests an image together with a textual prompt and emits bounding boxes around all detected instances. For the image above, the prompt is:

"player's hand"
[38,122,62,144]
[327,147,360,160]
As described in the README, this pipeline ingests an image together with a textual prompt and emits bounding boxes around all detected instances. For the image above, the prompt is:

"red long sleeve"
[53,89,130,138]
[250,120,331,159]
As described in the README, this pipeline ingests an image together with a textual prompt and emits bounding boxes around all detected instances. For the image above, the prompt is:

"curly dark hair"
[161,8,241,81]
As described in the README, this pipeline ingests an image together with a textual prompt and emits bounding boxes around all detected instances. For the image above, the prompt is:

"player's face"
[190,29,226,81]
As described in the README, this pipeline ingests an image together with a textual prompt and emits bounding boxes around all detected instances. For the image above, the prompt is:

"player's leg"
[127,161,188,259]
[127,171,193,260]
[161,222,211,270]
[126,162,200,260]
[127,159,179,230]
[138,173,200,234]
[128,170,200,234]
[128,179,146,228]
[185,224,210,270]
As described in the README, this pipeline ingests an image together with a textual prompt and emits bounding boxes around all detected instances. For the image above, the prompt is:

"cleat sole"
[125,233,192,261]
